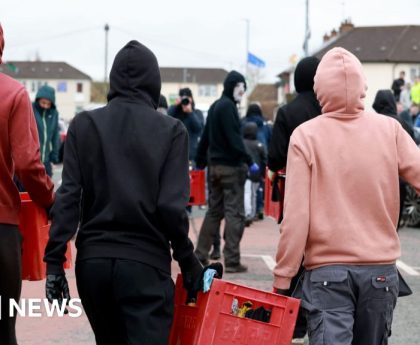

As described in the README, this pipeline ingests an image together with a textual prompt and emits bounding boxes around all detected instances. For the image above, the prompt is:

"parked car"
[402,184,420,228]
[58,118,68,163]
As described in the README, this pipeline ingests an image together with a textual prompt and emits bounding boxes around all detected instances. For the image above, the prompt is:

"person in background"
[399,82,411,111]
[157,94,169,115]
[274,47,420,345]
[0,24,54,345]
[44,40,204,345]
[168,88,204,164]
[372,89,415,228]
[391,70,405,101]
[242,122,267,226]
[32,85,60,177]
[399,103,420,143]
[195,71,258,273]
[242,103,272,220]
[410,77,420,105]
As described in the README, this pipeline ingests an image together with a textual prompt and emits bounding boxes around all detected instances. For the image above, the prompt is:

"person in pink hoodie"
[273,47,420,344]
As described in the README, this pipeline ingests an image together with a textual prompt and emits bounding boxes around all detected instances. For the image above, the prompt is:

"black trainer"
[225,263,248,273]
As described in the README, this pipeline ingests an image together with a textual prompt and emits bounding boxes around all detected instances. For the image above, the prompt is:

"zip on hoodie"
[42,110,48,162]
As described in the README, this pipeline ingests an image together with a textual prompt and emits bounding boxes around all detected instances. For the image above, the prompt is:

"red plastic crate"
[19,192,72,281]
[189,170,206,206]
[264,169,286,221]
[170,275,300,345]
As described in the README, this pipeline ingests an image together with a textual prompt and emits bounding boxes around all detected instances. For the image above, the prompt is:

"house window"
[31,81,36,93]
[57,81,67,92]
[76,82,83,93]
[198,84,217,97]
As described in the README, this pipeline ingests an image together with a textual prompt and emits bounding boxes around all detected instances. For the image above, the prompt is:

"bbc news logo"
[0,296,83,318]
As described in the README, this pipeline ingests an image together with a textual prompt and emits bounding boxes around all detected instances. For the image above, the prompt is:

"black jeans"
[76,258,174,345]
[195,164,247,266]
[0,224,22,345]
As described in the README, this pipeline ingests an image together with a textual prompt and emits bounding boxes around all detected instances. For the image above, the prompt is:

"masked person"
[273,47,420,345]
[0,24,54,345]
[32,85,60,177]
[44,41,203,345]
[168,88,204,165]
[195,71,258,273]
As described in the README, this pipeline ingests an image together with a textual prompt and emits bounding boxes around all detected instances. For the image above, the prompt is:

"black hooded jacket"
[44,41,196,275]
[195,71,252,167]
[268,57,322,171]
[372,89,414,140]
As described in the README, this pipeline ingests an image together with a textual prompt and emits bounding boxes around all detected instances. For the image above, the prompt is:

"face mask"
[233,82,245,102]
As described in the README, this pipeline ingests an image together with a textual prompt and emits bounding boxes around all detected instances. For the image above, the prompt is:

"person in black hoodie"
[43,41,203,345]
[268,56,321,341]
[268,56,321,172]
[372,89,415,229]
[195,71,257,273]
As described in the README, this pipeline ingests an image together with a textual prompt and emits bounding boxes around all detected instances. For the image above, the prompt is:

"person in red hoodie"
[273,47,420,344]
[0,24,54,345]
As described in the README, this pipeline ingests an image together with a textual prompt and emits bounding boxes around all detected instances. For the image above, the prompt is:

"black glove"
[46,274,70,314]
[179,253,204,297]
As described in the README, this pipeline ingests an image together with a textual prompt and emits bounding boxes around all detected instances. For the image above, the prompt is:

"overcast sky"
[2,0,420,82]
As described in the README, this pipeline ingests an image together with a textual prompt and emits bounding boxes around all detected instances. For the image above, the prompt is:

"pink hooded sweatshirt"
[273,47,420,289]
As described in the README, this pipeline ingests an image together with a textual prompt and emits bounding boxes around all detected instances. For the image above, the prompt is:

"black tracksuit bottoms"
[0,224,22,345]
[76,258,174,345]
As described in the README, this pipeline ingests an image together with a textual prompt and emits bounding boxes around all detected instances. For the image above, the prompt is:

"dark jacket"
[44,40,196,275]
[268,57,322,171]
[32,85,60,164]
[196,70,252,168]
[0,24,54,224]
[168,105,204,161]
[391,77,404,101]
[243,122,267,182]
[242,104,272,148]
[372,89,415,140]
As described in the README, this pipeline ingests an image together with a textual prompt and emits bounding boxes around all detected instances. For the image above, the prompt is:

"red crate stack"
[189,170,206,206]
[19,192,72,281]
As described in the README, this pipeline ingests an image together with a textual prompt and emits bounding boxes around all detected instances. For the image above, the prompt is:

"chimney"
[323,33,330,42]
[330,28,338,38]
[339,19,355,34]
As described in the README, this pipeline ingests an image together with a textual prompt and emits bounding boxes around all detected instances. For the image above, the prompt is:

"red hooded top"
[0,24,54,224]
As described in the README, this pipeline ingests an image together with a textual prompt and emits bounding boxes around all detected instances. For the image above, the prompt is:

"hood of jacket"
[107,40,161,108]
[35,85,56,109]
[222,70,246,102]
[314,47,367,114]
[294,56,319,93]
[243,121,258,140]
[0,24,4,64]
[372,89,397,116]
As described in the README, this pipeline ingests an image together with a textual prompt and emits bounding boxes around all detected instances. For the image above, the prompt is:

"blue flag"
[247,52,266,68]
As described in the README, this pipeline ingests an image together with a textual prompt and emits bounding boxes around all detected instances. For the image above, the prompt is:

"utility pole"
[303,0,310,57]
[104,23,110,83]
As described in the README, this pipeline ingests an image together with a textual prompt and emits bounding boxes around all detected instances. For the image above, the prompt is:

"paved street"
[16,195,420,344]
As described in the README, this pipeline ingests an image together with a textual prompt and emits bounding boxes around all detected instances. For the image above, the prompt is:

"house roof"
[248,83,278,102]
[0,61,91,80]
[160,67,228,84]
[313,25,420,63]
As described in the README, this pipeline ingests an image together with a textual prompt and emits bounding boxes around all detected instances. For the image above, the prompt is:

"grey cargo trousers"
[301,264,398,345]
[195,164,247,266]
